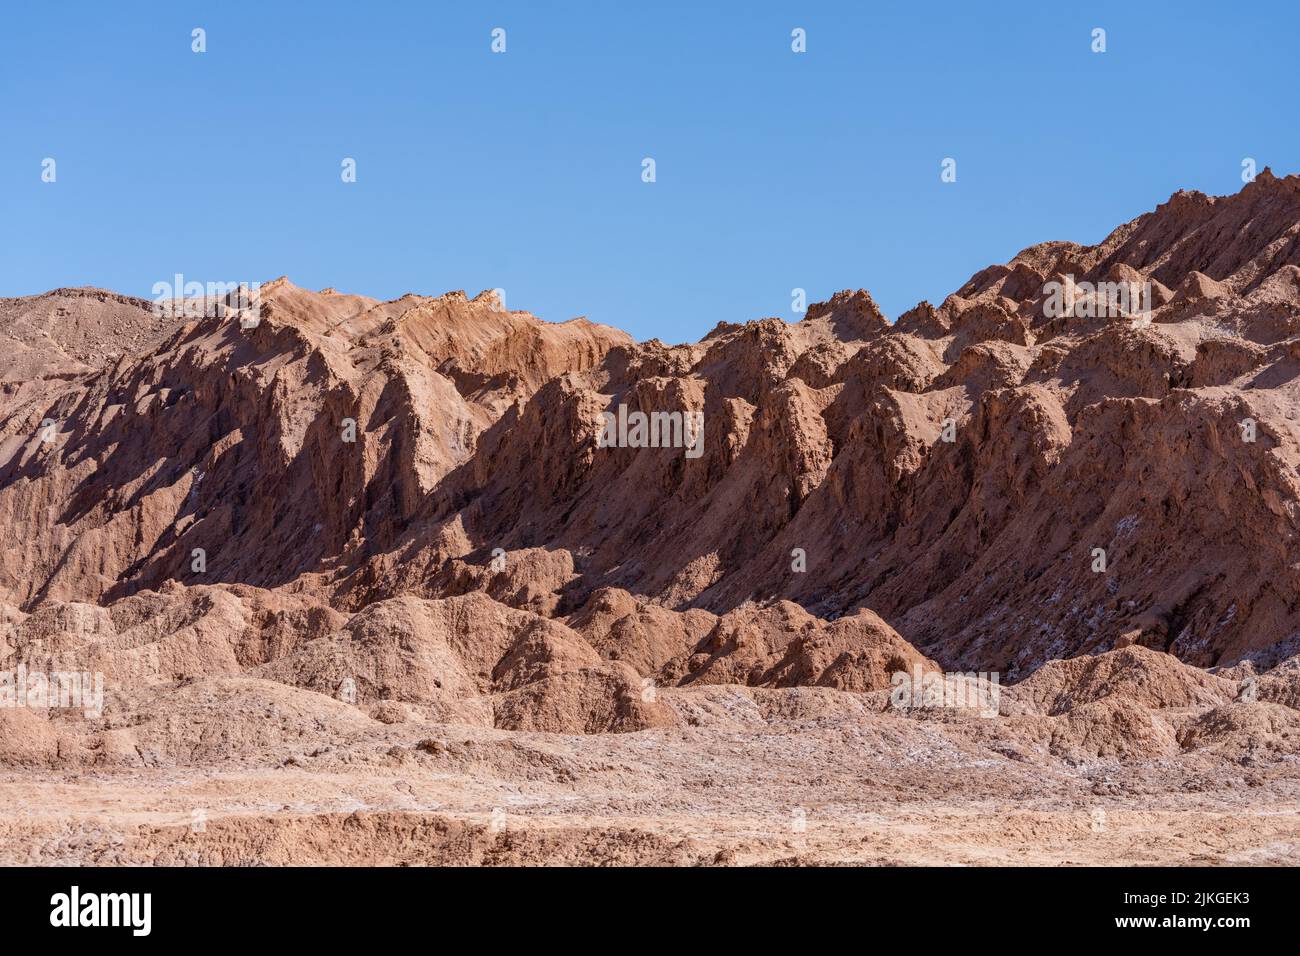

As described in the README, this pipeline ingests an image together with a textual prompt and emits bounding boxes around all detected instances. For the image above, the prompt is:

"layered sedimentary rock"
[3,176,1300,866]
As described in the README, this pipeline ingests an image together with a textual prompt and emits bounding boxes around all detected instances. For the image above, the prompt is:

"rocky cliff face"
[5,172,1300,742]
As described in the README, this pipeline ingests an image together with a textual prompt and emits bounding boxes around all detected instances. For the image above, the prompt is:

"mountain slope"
[4,172,1300,728]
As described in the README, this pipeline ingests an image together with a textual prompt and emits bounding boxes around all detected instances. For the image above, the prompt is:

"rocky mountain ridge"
[4,173,1300,743]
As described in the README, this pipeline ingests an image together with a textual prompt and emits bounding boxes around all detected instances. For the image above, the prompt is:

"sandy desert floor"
[4,687,1296,866]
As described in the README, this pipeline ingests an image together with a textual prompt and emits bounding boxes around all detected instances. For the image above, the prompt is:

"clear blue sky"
[2,1,1295,343]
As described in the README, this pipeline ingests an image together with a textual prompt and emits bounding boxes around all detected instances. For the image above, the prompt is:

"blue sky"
[1,1,1295,343]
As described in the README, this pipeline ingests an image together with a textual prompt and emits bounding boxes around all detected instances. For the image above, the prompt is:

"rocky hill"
[3,175,1300,864]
